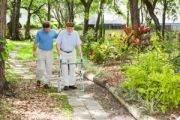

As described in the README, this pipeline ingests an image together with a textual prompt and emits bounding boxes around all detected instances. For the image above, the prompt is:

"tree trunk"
[129,0,140,29]
[94,0,104,40]
[0,0,7,93]
[66,0,74,22]
[126,1,130,27]
[81,0,94,36]
[142,0,161,31]
[140,0,144,24]
[25,0,33,39]
[162,0,167,40]
[11,0,21,40]
[25,13,31,39]
[83,8,90,36]
[47,0,51,21]
[11,0,16,39]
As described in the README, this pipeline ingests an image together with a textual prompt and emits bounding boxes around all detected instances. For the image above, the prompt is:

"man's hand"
[33,51,36,57]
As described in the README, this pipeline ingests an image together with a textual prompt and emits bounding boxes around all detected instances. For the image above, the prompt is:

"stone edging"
[84,73,157,120]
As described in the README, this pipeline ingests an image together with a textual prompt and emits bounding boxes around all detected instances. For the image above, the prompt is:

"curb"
[84,73,157,120]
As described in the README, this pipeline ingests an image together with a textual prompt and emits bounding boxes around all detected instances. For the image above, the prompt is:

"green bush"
[82,35,134,64]
[74,24,83,31]
[171,54,180,72]
[121,51,180,113]
[24,23,42,29]
[51,22,59,29]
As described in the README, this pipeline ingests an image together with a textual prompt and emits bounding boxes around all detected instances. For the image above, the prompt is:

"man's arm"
[33,31,39,57]
[77,44,83,59]
[56,43,61,56]
[33,43,38,57]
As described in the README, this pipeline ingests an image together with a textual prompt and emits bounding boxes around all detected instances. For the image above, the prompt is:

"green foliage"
[51,22,59,29]
[0,37,8,61]
[51,94,73,116]
[121,51,180,113]
[24,23,42,29]
[74,24,83,31]
[16,42,34,60]
[83,35,135,64]
[0,100,11,120]
[171,55,180,72]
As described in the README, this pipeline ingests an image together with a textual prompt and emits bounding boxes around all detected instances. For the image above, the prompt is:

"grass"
[44,87,73,118]
[15,41,34,60]
[7,40,59,61]
[0,100,11,120]
[6,63,20,83]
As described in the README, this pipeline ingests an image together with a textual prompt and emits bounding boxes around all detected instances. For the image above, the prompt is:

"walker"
[58,59,84,92]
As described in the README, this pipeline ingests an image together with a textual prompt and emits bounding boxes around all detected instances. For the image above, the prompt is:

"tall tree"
[7,0,21,40]
[129,0,140,28]
[142,0,161,31]
[161,0,177,40]
[11,0,21,40]
[94,0,105,40]
[66,0,75,22]
[22,0,46,39]
[0,0,7,93]
[80,0,94,36]
[47,0,51,21]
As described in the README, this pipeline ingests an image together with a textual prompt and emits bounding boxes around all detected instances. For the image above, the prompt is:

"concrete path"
[9,51,109,120]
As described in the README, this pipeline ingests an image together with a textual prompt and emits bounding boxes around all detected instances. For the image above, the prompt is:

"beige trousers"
[36,48,53,84]
[60,50,76,86]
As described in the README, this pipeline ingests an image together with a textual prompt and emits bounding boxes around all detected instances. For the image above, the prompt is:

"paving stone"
[73,107,92,120]
[68,98,84,107]
[88,109,108,120]
[83,99,104,110]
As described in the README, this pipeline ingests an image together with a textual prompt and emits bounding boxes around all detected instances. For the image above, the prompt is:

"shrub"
[74,24,83,31]
[121,51,180,113]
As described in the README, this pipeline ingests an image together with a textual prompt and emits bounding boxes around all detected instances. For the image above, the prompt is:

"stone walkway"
[9,51,109,120]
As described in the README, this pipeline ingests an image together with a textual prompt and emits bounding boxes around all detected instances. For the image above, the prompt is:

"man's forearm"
[33,44,37,52]
[77,45,82,58]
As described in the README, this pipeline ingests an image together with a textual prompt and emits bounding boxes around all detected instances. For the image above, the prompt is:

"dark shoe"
[63,86,69,90]
[43,84,49,89]
[37,80,41,87]
[69,85,77,90]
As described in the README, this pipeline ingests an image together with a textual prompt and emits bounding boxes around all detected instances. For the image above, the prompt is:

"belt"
[60,48,72,53]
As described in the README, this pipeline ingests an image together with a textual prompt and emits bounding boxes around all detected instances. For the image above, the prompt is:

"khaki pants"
[60,50,76,86]
[36,49,53,84]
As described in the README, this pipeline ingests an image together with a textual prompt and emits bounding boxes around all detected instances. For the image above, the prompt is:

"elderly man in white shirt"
[56,22,82,90]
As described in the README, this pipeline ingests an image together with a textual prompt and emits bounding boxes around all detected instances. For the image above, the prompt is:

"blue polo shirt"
[35,29,58,50]
[56,30,82,51]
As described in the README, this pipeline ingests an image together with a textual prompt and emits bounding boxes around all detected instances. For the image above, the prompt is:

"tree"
[80,0,94,36]
[142,0,161,31]
[52,0,70,27]
[22,0,46,39]
[94,0,105,40]
[8,0,21,40]
[129,0,140,28]
[0,0,7,93]
[47,0,51,21]
[66,0,75,22]
[161,0,177,40]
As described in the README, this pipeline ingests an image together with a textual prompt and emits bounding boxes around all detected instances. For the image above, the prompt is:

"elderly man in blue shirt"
[56,22,82,90]
[33,21,58,88]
